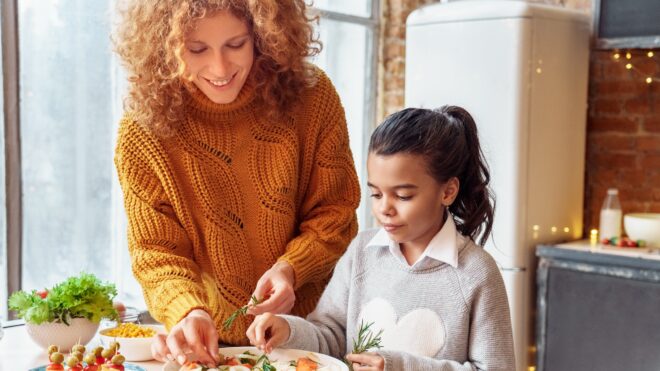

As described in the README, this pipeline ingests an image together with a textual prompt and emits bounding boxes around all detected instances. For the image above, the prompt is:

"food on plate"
[101,345,118,360]
[46,352,65,371]
[48,345,59,355]
[100,354,126,371]
[83,353,99,371]
[65,355,84,371]
[103,323,156,338]
[43,341,128,371]
[180,351,323,371]
[72,344,87,354]
[295,357,319,371]
[72,351,85,362]
[92,346,106,366]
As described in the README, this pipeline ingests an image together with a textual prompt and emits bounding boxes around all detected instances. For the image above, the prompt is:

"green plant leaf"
[7,272,118,325]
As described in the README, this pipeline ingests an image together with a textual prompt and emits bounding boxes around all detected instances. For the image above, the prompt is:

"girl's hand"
[151,309,220,367]
[345,352,385,371]
[246,312,291,354]
[247,261,296,315]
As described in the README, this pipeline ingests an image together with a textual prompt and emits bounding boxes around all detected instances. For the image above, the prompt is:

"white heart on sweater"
[358,297,445,357]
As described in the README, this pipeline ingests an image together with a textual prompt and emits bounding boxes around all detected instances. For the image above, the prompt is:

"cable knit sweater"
[114,68,360,344]
[280,228,515,371]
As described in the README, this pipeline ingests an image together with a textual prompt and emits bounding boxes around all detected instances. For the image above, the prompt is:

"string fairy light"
[611,49,659,85]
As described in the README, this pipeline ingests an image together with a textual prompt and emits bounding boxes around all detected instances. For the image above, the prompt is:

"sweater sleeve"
[378,350,477,371]
[278,71,360,289]
[114,116,210,330]
[277,234,357,360]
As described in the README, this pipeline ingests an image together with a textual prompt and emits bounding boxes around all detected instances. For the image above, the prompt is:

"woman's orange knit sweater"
[114,69,360,344]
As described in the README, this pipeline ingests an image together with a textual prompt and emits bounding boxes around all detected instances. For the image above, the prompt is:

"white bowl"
[26,317,99,351]
[624,213,660,247]
[99,324,165,361]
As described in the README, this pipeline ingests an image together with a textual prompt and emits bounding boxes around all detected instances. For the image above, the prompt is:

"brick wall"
[377,0,437,122]
[584,50,660,233]
[379,0,659,237]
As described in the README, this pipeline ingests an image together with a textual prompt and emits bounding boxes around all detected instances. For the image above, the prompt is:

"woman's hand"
[246,312,291,353]
[345,352,385,371]
[150,309,220,367]
[247,261,296,315]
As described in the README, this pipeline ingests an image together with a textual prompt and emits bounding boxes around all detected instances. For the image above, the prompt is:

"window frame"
[2,0,21,321]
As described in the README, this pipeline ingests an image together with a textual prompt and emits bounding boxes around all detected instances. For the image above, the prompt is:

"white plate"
[162,346,348,371]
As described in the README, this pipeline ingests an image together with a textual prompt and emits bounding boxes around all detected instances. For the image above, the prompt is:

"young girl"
[247,106,515,370]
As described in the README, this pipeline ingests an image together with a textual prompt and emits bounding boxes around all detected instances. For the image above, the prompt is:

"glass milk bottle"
[599,188,622,241]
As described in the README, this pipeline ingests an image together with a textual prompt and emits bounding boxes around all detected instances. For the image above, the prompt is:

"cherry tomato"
[37,290,48,299]
[113,301,126,314]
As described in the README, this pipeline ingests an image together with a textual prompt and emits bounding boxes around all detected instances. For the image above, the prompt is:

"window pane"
[313,0,371,17]
[312,19,371,227]
[19,1,116,292]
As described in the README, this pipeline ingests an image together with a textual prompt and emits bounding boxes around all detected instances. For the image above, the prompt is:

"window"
[1,1,379,318]
[2,0,138,319]
[312,0,379,227]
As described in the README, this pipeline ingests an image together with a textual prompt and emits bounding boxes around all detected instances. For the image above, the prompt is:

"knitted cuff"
[163,292,209,330]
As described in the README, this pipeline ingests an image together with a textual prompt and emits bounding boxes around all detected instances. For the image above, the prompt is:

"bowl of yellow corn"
[99,322,165,361]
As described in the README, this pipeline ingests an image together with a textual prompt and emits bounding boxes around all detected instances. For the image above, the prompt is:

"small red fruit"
[113,301,126,314]
[37,290,48,299]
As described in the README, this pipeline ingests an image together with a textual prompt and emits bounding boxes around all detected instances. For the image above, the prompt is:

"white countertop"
[0,324,163,370]
[554,239,660,261]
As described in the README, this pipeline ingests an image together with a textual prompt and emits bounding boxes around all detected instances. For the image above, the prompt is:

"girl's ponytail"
[438,106,494,246]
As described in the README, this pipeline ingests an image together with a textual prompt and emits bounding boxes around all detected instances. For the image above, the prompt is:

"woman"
[113,0,360,366]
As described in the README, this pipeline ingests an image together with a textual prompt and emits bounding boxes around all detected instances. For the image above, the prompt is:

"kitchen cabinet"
[536,242,660,371]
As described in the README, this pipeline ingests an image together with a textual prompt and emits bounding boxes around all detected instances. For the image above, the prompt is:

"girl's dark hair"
[369,106,495,246]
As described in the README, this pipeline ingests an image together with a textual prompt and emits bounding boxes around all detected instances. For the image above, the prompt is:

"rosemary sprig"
[223,295,263,330]
[345,320,384,370]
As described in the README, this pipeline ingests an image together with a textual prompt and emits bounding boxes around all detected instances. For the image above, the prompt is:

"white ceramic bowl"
[26,317,99,351]
[99,324,165,361]
[624,213,660,247]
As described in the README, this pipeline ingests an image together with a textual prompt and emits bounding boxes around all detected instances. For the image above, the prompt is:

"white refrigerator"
[405,2,590,370]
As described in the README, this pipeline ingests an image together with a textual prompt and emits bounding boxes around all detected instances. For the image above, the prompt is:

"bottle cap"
[607,188,618,195]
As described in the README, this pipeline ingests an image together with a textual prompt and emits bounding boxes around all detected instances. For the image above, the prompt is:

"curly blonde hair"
[113,0,321,135]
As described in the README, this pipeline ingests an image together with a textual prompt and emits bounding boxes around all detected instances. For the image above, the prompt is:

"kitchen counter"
[0,324,163,370]
[544,239,660,265]
[535,241,660,371]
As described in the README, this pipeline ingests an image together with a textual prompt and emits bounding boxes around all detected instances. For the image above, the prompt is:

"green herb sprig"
[222,296,263,330]
[345,320,383,371]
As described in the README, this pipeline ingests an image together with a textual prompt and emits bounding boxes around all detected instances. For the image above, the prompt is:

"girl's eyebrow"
[367,182,417,189]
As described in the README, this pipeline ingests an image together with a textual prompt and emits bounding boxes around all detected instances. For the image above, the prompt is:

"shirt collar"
[366,214,459,268]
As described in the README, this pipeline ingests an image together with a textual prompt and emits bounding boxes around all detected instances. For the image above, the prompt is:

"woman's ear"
[442,177,460,206]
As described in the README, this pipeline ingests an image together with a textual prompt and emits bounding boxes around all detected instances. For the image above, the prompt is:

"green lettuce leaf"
[8,272,119,325]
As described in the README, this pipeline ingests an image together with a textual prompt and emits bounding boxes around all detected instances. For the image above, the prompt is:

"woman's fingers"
[165,330,189,365]
[182,323,216,367]
[248,262,296,316]
[204,327,221,365]
[250,285,295,315]
[151,333,171,362]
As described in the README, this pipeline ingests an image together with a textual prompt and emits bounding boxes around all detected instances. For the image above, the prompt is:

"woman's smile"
[205,72,236,89]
